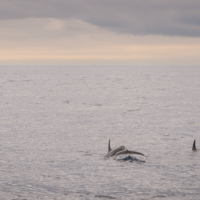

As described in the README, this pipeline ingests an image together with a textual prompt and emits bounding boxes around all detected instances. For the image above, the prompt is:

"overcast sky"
[1,0,200,66]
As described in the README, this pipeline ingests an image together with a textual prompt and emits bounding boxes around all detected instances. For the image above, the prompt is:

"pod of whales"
[192,140,198,151]
[105,139,197,160]
[105,139,145,159]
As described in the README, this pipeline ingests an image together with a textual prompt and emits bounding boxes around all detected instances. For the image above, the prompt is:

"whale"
[105,139,145,159]
[192,140,198,151]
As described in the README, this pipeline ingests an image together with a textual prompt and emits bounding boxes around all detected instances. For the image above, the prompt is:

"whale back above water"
[105,140,145,159]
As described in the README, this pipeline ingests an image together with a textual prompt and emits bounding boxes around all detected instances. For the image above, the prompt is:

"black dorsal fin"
[108,139,111,153]
[192,140,197,151]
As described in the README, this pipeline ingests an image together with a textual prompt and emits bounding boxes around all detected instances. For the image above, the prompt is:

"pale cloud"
[0,18,101,41]
[45,19,65,31]
[0,18,200,66]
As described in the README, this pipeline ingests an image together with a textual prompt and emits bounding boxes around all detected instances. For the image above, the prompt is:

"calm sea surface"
[0,66,200,200]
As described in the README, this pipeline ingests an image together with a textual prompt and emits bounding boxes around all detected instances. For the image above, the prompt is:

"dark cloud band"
[1,0,200,37]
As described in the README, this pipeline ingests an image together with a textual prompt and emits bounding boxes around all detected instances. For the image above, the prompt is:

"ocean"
[0,66,200,200]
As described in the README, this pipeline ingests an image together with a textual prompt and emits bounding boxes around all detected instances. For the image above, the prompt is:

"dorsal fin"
[192,140,197,151]
[108,139,111,153]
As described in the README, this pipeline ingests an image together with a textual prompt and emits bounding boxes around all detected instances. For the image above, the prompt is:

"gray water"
[0,66,200,200]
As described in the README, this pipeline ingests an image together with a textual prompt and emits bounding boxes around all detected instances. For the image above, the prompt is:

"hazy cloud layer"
[1,0,200,37]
